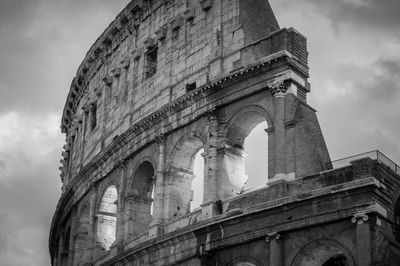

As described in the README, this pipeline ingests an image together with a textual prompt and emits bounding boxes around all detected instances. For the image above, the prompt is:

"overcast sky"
[0,0,399,265]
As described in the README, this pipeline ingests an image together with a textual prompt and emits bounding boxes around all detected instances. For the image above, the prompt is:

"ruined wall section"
[60,0,281,185]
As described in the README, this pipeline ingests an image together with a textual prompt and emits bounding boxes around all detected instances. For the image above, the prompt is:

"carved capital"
[115,160,127,170]
[265,232,281,242]
[156,134,165,144]
[268,80,289,98]
[206,108,219,120]
[351,213,369,224]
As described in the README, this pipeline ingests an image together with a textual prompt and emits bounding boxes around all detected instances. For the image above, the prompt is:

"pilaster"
[266,232,283,266]
[352,213,371,266]
[149,134,166,237]
[202,109,221,219]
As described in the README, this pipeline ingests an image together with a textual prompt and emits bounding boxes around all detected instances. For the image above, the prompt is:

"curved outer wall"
[48,1,400,266]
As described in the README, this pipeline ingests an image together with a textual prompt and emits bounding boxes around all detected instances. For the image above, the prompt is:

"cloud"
[0,0,130,115]
[269,0,400,163]
[304,0,400,35]
[0,112,64,266]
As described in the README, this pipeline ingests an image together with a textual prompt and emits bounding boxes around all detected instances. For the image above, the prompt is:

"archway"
[191,148,205,210]
[243,121,268,191]
[128,161,155,236]
[167,132,205,218]
[291,239,355,266]
[224,107,270,196]
[322,255,347,266]
[96,185,118,251]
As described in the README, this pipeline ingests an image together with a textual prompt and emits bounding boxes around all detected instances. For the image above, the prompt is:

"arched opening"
[96,185,118,251]
[167,133,205,218]
[322,255,347,266]
[234,263,257,266]
[191,148,205,210]
[292,239,355,266]
[128,161,155,236]
[224,108,269,196]
[243,121,268,191]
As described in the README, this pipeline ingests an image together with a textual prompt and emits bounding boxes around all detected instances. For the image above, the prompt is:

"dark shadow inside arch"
[292,239,355,266]
[322,255,347,266]
[129,161,155,236]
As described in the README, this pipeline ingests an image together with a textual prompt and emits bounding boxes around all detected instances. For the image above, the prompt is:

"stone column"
[115,162,127,251]
[202,110,220,219]
[123,196,134,241]
[351,213,371,266]
[149,134,166,237]
[88,187,97,262]
[266,232,283,266]
[269,81,291,183]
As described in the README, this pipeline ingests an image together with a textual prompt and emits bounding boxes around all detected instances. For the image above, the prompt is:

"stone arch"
[224,105,272,147]
[227,256,260,266]
[168,131,207,171]
[166,131,207,218]
[291,238,355,266]
[96,185,118,251]
[126,160,156,237]
[222,105,272,195]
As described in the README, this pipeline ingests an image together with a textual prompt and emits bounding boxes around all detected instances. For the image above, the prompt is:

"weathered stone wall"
[51,1,400,266]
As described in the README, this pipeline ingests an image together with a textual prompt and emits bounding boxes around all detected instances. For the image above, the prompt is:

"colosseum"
[50,0,400,265]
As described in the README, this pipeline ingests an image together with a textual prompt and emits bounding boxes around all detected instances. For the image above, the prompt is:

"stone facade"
[50,0,400,265]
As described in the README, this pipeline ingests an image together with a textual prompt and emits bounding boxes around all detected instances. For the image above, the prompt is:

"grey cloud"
[0,0,130,115]
[304,0,400,35]
[0,148,62,266]
[314,58,400,162]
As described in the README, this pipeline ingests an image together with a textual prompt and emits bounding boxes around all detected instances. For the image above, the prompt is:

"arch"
[96,185,118,251]
[168,131,207,171]
[222,106,271,195]
[166,131,206,217]
[126,161,156,237]
[291,239,355,266]
[223,105,272,147]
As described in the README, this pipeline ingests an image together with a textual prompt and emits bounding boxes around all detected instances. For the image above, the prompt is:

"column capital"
[206,108,219,120]
[115,160,127,170]
[156,134,165,144]
[268,80,290,98]
[351,212,369,224]
[265,232,281,242]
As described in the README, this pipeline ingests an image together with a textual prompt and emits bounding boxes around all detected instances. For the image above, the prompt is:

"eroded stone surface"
[50,1,400,266]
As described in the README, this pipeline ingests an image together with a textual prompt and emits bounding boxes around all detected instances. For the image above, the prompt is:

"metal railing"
[327,150,400,175]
